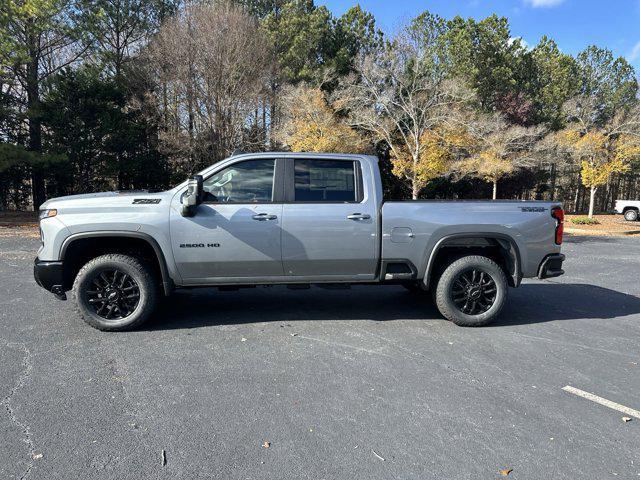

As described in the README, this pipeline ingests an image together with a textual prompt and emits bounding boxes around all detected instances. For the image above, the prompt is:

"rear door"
[280,157,378,280]
[170,158,284,282]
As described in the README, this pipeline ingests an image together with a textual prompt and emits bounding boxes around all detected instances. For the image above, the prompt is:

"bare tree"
[332,24,471,199]
[146,2,271,176]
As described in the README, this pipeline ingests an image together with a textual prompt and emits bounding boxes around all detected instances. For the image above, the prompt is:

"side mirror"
[181,174,204,217]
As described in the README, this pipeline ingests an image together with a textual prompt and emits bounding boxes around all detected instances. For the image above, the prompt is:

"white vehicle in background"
[615,200,640,221]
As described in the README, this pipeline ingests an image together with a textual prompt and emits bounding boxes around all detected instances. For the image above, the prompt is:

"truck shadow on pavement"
[145,282,640,330]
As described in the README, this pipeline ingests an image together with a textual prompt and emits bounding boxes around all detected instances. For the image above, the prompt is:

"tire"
[73,254,158,331]
[435,255,508,327]
[624,209,639,222]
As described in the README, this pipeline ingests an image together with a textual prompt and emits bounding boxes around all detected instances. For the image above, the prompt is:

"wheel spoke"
[100,272,112,287]
[469,300,477,314]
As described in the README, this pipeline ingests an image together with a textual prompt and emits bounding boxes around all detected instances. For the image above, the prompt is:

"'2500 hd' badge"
[179,243,220,248]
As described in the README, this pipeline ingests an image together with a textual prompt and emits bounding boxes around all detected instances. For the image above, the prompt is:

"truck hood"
[40,190,176,211]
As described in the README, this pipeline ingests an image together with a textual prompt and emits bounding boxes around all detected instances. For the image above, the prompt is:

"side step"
[285,283,351,290]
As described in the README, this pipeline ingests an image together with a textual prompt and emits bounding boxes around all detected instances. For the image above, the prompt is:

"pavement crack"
[2,342,35,480]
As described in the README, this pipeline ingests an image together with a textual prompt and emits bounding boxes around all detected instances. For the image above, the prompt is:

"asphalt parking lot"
[1,235,639,479]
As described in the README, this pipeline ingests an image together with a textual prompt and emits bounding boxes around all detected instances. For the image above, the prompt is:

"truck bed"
[381,200,562,280]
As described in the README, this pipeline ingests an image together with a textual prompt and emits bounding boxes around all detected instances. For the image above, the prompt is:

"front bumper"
[34,258,66,300]
[537,253,565,279]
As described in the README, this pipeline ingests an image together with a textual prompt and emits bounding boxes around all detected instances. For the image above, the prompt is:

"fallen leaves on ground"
[498,468,513,476]
[622,417,632,422]
[262,441,270,448]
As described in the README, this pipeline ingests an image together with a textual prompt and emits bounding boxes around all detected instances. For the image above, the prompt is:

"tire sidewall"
[74,256,156,331]
[436,256,507,327]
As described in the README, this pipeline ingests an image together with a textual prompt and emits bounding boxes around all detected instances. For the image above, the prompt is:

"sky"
[317,0,640,71]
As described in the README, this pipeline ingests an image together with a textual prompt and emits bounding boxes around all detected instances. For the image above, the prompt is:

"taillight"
[551,207,564,245]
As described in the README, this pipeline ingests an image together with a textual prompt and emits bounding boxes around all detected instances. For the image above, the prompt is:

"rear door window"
[294,160,357,202]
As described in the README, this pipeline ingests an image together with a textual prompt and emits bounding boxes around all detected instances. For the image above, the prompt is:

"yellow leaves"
[580,157,629,188]
[457,148,514,184]
[614,134,640,163]
[557,128,582,147]
[276,86,367,153]
[560,128,635,188]
[390,128,462,192]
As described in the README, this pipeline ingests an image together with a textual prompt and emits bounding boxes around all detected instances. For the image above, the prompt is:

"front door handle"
[347,213,371,221]
[252,213,278,221]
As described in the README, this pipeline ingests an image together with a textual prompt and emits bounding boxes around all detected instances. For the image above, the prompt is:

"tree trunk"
[411,184,418,200]
[26,24,45,210]
[411,153,419,200]
[588,186,597,218]
[492,179,498,200]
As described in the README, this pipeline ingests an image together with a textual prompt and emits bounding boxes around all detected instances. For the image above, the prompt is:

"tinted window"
[294,160,356,202]
[203,159,275,203]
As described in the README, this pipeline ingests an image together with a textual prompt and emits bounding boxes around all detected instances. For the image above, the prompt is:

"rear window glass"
[294,160,356,202]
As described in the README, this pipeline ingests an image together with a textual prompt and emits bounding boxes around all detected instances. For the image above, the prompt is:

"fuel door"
[390,227,414,243]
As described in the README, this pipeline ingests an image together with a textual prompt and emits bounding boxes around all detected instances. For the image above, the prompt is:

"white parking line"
[562,385,640,419]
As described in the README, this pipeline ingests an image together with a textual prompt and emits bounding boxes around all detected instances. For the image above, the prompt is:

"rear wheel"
[624,209,639,222]
[435,255,507,327]
[73,254,158,331]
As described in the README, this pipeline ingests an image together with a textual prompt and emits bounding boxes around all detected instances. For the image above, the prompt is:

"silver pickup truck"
[34,152,565,331]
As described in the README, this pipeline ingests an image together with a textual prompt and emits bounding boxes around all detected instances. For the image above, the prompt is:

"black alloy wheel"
[86,269,141,319]
[450,268,497,315]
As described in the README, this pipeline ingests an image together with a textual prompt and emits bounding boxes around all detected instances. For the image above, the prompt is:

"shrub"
[571,216,600,225]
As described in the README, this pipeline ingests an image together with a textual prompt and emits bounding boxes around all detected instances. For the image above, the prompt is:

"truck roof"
[229,151,379,162]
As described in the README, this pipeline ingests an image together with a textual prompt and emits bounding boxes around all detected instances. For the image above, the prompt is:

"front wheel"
[624,209,639,222]
[73,254,158,331]
[435,255,508,327]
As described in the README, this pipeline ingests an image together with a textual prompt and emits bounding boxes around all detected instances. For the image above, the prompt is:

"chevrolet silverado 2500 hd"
[34,152,565,331]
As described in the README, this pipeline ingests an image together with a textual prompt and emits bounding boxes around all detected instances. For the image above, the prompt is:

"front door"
[281,158,378,280]
[170,158,284,283]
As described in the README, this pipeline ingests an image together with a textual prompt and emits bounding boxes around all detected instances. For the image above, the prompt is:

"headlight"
[39,209,57,220]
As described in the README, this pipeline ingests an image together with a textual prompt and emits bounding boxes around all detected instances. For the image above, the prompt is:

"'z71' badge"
[132,198,161,204]
[520,206,547,212]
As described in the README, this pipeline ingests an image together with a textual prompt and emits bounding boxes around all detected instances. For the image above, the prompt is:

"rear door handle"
[347,213,371,221]
[252,213,277,221]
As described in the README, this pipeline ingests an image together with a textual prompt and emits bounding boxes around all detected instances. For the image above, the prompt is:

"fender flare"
[60,231,174,295]
[422,232,522,289]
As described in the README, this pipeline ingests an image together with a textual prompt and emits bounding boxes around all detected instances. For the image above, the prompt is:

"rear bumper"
[34,258,66,300]
[537,253,565,279]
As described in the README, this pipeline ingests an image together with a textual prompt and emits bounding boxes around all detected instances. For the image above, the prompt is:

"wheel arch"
[60,231,173,295]
[422,233,522,289]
